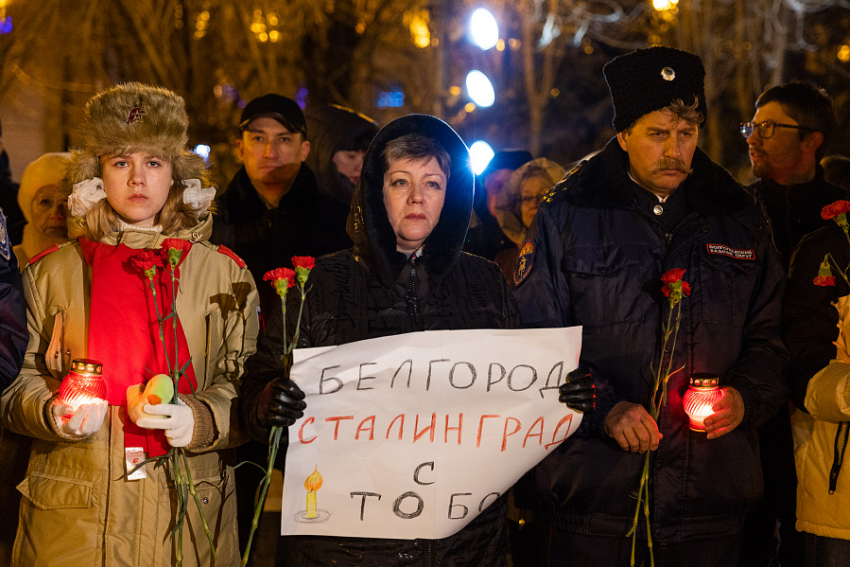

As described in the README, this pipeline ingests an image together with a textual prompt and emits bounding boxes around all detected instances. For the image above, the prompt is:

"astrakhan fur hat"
[63,82,210,197]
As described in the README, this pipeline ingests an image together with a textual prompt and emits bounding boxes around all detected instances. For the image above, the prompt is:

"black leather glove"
[257,375,307,428]
[560,366,596,413]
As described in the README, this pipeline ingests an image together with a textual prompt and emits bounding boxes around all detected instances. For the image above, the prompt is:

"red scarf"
[80,237,197,456]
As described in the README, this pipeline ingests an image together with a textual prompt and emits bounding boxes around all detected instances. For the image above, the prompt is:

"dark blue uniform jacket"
[516,139,789,541]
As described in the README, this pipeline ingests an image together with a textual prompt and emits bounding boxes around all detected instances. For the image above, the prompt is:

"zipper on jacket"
[829,421,850,493]
[406,257,424,331]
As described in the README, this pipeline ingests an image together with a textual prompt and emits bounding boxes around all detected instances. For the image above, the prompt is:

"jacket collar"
[218,164,318,224]
[751,164,834,194]
[561,137,753,215]
[99,214,213,248]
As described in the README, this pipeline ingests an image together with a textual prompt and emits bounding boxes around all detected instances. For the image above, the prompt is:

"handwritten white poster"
[282,326,583,540]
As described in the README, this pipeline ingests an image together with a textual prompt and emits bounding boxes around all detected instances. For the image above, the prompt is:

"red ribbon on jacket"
[80,237,197,457]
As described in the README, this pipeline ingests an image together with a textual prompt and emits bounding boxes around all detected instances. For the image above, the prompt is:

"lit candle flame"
[304,465,323,492]
[62,392,105,412]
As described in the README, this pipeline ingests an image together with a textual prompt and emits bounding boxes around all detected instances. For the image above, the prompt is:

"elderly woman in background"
[239,114,522,566]
[493,158,566,283]
[12,152,71,267]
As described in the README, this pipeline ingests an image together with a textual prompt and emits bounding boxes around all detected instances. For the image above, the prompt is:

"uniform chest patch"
[514,240,536,286]
[706,244,756,260]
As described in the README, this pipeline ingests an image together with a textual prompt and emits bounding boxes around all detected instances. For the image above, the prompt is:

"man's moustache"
[652,159,692,174]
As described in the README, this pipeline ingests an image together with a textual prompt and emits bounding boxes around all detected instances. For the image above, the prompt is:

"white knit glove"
[136,398,195,448]
[50,399,108,438]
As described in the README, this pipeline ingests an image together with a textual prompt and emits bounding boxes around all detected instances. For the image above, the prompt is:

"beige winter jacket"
[0,215,259,566]
[794,294,850,540]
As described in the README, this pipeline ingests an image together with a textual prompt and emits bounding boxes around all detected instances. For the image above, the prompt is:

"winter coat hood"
[305,104,378,206]
[346,114,474,287]
[493,157,566,246]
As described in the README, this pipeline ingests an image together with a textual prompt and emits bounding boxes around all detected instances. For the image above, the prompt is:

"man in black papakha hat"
[513,46,788,566]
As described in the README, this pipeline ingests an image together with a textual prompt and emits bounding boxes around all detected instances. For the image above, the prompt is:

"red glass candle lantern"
[683,373,722,432]
[58,359,106,410]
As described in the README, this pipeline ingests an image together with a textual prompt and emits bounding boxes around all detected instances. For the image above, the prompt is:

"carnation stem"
[149,279,173,376]
[241,425,284,567]
[826,252,850,288]
[181,449,217,559]
[171,268,180,400]
[172,457,186,567]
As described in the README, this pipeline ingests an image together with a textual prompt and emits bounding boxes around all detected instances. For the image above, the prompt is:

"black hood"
[305,104,379,207]
[346,114,474,287]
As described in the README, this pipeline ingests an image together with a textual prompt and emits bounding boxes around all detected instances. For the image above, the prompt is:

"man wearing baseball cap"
[212,95,351,561]
[212,94,351,316]
[514,46,788,565]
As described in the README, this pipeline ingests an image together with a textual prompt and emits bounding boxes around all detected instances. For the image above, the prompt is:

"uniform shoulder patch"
[0,210,10,261]
[514,239,536,286]
[28,244,61,265]
[216,244,247,268]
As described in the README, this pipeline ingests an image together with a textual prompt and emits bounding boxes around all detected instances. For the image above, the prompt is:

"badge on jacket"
[0,209,10,261]
[514,239,536,286]
[706,243,756,261]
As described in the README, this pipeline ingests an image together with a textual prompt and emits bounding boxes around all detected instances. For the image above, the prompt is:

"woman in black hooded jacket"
[239,114,520,566]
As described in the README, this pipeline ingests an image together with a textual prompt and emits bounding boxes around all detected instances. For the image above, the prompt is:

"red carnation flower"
[821,200,850,220]
[660,268,686,285]
[813,275,836,287]
[292,256,316,287]
[292,256,316,271]
[130,250,163,280]
[814,256,836,287]
[264,267,296,298]
[161,238,193,268]
[660,268,691,307]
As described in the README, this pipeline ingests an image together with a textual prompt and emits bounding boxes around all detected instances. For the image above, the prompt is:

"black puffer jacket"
[241,114,520,566]
[750,166,850,269]
[515,139,789,542]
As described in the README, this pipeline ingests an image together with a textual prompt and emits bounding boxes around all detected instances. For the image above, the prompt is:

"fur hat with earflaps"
[64,82,215,225]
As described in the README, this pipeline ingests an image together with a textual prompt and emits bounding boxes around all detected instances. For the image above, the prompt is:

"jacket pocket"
[17,470,93,510]
[564,243,651,327]
[13,471,99,567]
[696,253,759,327]
[171,470,239,566]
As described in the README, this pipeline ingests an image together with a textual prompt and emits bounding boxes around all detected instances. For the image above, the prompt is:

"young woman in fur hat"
[0,83,259,567]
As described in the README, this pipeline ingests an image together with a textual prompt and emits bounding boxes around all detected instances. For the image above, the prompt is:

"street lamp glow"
[469,141,495,175]
[470,8,499,50]
[465,70,495,108]
[193,144,211,160]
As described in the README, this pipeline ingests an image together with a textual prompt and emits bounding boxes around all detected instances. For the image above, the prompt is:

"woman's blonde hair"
[73,167,205,241]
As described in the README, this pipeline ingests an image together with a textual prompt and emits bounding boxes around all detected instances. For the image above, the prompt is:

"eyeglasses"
[740,121,816,139]
[520,194,545,205]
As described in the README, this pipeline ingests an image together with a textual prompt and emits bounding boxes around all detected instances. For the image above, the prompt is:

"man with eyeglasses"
[739,82,848,567]
[743,82,848,269]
